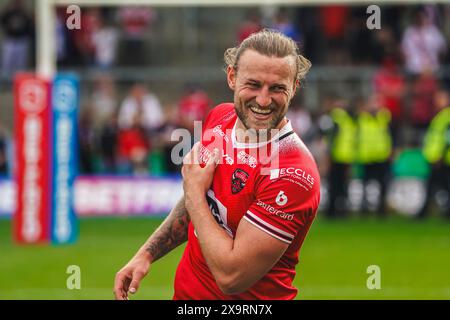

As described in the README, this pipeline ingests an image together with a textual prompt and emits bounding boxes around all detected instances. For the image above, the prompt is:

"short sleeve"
[245,168,319,244]
[203,103,235,129]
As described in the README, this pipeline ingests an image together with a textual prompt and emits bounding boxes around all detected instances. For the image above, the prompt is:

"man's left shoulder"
[203,103,236,130]
[259,135,321,203]
[252,145,320,229]
[276,134,320,184]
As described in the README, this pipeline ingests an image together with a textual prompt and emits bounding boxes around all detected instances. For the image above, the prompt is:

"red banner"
[14,74,52,244]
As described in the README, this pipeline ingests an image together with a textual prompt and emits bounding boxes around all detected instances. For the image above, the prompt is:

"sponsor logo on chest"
[270,167,315,191]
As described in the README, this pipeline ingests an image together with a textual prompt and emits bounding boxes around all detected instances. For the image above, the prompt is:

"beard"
[234,99,288,135]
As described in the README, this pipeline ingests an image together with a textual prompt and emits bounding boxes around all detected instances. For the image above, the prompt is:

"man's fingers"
[191,142,201,165]
[183,142,201,165]
[129,270,146,294]
[114,272,131,300]
[206,148,220,167]
[183,142,220,168]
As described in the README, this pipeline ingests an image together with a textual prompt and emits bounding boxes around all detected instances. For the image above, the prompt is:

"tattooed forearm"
[144,196,190,263]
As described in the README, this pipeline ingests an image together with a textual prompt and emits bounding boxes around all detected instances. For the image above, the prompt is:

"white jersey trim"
[231,118,293,149]
[244,210,294,244]
[244,216,292,244]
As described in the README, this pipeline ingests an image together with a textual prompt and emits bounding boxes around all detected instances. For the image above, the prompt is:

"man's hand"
[182,142,219,209]
[114,253,150,300]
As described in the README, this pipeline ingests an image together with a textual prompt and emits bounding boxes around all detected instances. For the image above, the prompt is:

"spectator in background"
[410,69,439,138]
[286,97,314,144]
[173,84,212,171]
[118,111,149,175]
[177,84,211,135]
[118,83,164,134]
[319,5,350,64]
[158,104,182,174]
[442,5,450,86]
[55,7,85,67]
[78,107,97,174]
[72,8,100,66]
[419,89,450,219]
[237,10,262,44]
[319,5,348,42]
[401,8,446,76]
[92,15,119,69]
[272,10,301,44]
[356,94,393,217]
[319,95,356,218]
[99,112,119,174]
[372,56,406,146]
[0,0,33,77]
[117,83,164,175]
[56,8,69,66]
[371,28,400,64]
[295,7,320,62]
[347,7,375,65]
[118,6,156,65]
[91,74,117,129]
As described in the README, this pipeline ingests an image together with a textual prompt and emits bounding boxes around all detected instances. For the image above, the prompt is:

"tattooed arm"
[113,196,189,300]
[144,196,190,262]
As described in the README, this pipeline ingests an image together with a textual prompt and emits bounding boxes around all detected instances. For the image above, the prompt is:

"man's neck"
[235,118,288,144]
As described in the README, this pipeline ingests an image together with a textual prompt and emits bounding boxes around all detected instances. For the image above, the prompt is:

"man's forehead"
[237,50,296,82]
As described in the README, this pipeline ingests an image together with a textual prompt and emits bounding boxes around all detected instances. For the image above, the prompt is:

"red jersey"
[173,103,321,300]
[118,128,148,158]
[178,90,211,123]
[373,69,405,121]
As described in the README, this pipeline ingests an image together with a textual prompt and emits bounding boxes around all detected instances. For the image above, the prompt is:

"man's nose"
[255,88,272,108]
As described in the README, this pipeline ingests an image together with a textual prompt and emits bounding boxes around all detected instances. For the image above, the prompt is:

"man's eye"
[272,86,286,92]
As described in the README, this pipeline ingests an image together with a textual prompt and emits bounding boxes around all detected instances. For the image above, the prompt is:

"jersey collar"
[231,118,293,149]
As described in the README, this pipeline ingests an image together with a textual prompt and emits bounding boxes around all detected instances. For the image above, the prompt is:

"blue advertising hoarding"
[51,74,79,244]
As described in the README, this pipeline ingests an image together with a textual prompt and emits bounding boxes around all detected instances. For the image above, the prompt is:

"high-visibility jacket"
[330,108,357,164]
[423,107,450,165]
[357,109,392,164]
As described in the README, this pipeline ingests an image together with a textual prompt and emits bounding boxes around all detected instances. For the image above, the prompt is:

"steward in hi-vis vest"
[356,95,393,217]
[319,97,356,218]
[423,107,450,166]
[419,89,450,219]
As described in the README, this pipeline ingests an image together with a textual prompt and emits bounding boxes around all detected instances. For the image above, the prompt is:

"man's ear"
[293,79,300,94]
[227,65,236,90]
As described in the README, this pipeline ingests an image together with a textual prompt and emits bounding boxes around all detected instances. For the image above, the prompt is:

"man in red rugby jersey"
[114,29,320,300]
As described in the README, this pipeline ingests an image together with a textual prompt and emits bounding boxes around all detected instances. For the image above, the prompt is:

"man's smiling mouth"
[248,105,272,115]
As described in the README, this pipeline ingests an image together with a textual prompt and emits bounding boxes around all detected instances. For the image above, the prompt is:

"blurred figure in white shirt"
[92,15,119,69]
[91,74,118,129]
[118,83,164,133]
[402,8,446,76]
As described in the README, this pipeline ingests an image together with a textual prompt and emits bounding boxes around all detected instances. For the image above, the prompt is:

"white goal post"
[38,0,445,78]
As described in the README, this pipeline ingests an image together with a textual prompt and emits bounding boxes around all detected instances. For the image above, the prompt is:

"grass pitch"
[1,215,450,300]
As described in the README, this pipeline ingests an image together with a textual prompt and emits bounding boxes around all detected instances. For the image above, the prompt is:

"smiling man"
[114,30,320,300]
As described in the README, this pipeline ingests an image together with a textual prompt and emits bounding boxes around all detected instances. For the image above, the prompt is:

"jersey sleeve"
[200,103,235,163]
[203,103,234,129]
[244,168,320,244]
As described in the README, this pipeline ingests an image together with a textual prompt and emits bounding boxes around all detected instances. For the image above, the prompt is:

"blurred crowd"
[0,0,33,77]
[77,77,211,176]
[314,90,450,219]
[2,3,450,72]
[0,3,450,217]
[55,5,157,69]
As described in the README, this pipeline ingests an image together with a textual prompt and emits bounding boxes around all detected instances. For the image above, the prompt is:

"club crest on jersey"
[231,169,249,194]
